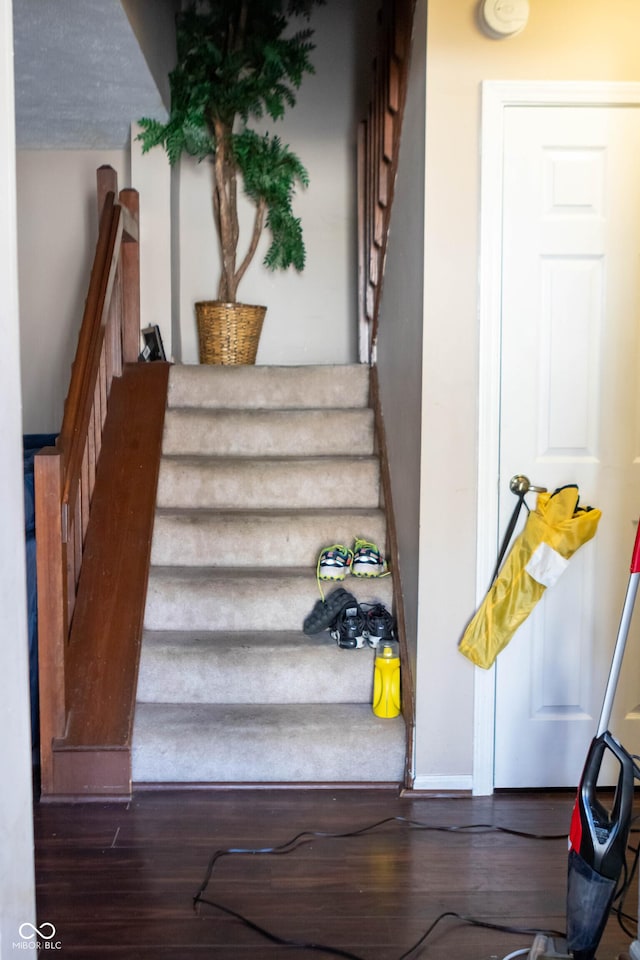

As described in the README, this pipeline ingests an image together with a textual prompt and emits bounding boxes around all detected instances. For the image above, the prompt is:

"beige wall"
[413,0,640,789]
[131,124,173,360]
[16,149,128,434]
[1,0,36,946]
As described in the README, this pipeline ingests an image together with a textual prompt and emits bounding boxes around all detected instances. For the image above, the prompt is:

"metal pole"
[596,519,640,736]
[597,574,640,736]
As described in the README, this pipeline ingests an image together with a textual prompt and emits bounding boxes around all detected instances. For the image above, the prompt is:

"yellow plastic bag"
[459,485,601,669]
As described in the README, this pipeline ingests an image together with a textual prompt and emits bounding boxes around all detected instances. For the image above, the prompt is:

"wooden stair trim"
[48,748,131,803]
[370,365,415,788]
[51,361,170,798]
[358,0,416,362]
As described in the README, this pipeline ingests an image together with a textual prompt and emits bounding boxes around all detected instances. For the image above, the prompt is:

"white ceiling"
[13,0,167,149]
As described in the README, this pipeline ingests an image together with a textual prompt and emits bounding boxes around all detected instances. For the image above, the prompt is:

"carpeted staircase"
[132,363,406,784]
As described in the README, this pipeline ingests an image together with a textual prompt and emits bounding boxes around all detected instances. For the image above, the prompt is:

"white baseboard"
[411,775,473,793]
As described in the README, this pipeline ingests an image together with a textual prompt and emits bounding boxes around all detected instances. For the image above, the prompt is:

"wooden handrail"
[357,0,416,363]
[35,166,140,795]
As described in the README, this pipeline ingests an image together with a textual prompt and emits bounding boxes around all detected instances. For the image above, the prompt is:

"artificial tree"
[138,0,324,304]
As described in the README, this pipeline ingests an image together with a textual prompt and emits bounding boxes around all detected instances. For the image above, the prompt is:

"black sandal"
[302,587,357,635]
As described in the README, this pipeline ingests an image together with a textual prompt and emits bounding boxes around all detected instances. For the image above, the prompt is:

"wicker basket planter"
[195,301,266,365]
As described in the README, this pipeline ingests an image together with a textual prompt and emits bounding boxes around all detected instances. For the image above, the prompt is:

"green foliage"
[137,0,324,299]
[233,130,309,271]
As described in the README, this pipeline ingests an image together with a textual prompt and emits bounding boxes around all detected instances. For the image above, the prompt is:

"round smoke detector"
[480,0,530,38]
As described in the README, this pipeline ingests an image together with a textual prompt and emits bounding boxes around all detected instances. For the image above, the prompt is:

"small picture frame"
[139,324,166,362]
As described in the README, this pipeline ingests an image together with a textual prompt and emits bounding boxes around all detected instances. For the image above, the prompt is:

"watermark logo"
[13,922,62,951]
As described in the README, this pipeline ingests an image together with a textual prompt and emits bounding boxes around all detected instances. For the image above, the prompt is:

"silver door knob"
[510,474,547,495]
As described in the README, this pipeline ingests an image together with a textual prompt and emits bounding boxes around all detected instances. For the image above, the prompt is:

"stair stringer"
[370,363,415,789]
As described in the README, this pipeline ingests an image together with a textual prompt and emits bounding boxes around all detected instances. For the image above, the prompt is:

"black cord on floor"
[193,815,566,904]
[397,912,566,960]
[196,898,566,960]
[193,814,569,958]
[196,895,369,959]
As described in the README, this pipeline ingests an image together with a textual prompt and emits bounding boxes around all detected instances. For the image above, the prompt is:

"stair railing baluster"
[357,0,416,364]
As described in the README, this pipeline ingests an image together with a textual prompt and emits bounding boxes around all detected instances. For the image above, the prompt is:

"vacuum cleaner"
[566,731,638,958]
[530,519,640,959]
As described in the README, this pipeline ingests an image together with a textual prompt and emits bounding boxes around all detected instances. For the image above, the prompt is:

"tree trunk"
[212,118,237,301]
[234,199,266,294]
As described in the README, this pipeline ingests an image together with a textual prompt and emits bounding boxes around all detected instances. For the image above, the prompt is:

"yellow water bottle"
[372,640,401,718]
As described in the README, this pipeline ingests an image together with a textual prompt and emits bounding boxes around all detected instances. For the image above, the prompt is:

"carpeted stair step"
[150,508,386,567]
[137,630,376,705]
[167,363,370,410]
[144,568,394,633]
[134,362,406,787]
[162,407,375,457]
[132,702,406,783]
[156,455,380,510]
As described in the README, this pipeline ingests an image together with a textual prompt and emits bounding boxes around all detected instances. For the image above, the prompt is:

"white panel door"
[495,104,640,788]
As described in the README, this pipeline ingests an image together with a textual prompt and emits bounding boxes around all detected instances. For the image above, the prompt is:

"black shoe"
[363,603,396,648]
[303,587,358,636]
[330,601,366,649]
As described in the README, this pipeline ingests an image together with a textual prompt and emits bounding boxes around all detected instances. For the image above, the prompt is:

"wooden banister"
[357,0,416,363]
[35,166,144,797]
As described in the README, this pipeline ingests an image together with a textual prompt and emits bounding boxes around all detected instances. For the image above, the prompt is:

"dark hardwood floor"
[33,788,638,959]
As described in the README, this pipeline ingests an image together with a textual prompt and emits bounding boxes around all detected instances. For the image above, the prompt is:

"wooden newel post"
[119,188,141,364]
[96,165,118,217]
[34,447,68,795]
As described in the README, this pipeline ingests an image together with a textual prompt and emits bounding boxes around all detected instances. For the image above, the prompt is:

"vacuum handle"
[597,571,640,736]
[577,732,637,880]
[631,519,640,573]
[597,515,640,735]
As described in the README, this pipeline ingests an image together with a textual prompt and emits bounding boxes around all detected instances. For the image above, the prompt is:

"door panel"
[495,105,640,787]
